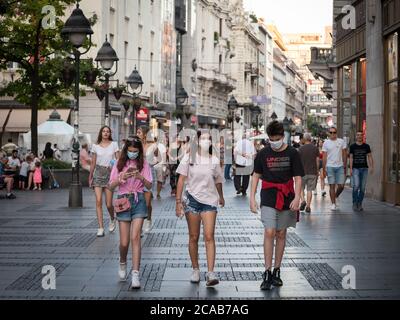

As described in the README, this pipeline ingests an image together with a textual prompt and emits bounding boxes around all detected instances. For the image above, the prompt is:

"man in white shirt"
[322,127,347,211]
[233,133,256,196]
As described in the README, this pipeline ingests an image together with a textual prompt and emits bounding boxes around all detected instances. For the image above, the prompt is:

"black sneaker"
[272,268,283,287]
[352,204,359,211]
[305,207,311,213]
[300,201,307,211]
[6,193,16,199]
[357,203,364,211]
[322,191,327,197]
[260,270,273,290]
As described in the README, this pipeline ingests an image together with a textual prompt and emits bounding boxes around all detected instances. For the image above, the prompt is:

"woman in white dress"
[89,126,120,237]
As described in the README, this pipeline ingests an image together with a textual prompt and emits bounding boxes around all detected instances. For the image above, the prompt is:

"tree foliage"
[0,0,97,152]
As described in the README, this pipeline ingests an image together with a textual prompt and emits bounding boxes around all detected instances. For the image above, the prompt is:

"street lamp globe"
[176,86,188,105]
[95,36,119,71]
[283,116,290,131]
[227,95,238,111]
[61,3,93,48]
[127,67,143,92]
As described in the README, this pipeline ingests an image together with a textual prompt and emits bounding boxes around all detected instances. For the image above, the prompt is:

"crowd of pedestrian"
[0,139,62,199]
[1,121,374,291]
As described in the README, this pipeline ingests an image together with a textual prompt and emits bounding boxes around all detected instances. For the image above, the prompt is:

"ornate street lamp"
[251,105,261,133]
[126,66,144,134]
[61,2,93,208]
[271,111,278,121]
[282,116,291,146]
[176,86,188,106]
[95,36,119,126]
[227,94,238,147]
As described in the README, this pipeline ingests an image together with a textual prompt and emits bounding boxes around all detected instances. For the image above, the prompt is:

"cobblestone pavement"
[0,181,400,300]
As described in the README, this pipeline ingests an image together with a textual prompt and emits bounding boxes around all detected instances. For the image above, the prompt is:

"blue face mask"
[127,151,139,160]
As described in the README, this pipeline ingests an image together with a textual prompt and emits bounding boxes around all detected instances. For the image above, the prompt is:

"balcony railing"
[244,62,252,74]
[310,47,334,64]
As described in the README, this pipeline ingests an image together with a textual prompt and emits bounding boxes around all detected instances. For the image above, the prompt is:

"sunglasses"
[127,137,141,143]
[329,131,337,134]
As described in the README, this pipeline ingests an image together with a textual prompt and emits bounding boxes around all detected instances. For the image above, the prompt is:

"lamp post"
[126,66,143,135]
[176,85,188,130]
[282,116,290,146]
[228,95,238,167]
[95,36,119,126]
[61,2,93,208]
[271,111,278,121]
[251,105,261,134]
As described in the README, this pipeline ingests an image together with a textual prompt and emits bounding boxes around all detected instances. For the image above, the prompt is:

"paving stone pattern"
[0,182,399,299]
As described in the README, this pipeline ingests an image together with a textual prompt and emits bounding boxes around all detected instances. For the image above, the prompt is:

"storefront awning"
[0,108,71,132]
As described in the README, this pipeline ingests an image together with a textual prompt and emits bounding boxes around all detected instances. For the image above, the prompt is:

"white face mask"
[199,140,211,151]
[270,139,284,150]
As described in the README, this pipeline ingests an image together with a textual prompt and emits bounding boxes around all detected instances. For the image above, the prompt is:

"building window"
[109,34,114,47]
[150,52,154,86]
[385,32,399,183]
[124,42,129,77]
[138,47,142,72]
[219,54,222,73]
[219,18,223,37]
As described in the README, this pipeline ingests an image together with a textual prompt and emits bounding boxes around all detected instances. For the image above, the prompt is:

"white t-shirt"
[176,154,223,207]
[234,139,256,167]
[8,157,21,168]
[20,161,30,177]
[91,142,119,167]
[322,138,347,167]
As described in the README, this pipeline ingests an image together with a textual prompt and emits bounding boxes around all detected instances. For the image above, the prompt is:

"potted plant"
[172,109,184,119]
[112,85,125,101]
[94,83,108,101]
[84,68,99,86]
[122,99,131,112]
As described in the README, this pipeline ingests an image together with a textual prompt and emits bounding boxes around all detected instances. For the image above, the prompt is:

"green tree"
[0,0,97,154]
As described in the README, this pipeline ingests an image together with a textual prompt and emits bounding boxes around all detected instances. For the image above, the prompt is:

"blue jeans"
[224,164,232,180]
[352,168,368,204]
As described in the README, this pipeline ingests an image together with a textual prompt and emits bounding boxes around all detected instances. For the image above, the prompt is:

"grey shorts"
[261,206,297,230]
[302,175,318,191]
[92,165,111,188]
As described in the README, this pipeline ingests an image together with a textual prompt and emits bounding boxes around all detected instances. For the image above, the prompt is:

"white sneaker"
[109,219,116,233]
[96,228,105,237]
[118,262,128,281]
[190,269,200,283]
[143,219,152,233]
[206,272,219,287]
[131,270,141,289]
[330,204,337,211]
[33,187,37,190]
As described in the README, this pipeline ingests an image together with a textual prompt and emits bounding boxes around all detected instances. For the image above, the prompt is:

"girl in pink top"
[33,161,42,191]
[109,136,152,289]
[175,130,225,287]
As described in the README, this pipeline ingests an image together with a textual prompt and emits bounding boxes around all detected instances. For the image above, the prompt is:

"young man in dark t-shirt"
[349,131,374,211]
[250,121,304,290]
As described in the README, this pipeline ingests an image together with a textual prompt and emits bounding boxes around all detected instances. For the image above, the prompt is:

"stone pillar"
[365,0,384,201]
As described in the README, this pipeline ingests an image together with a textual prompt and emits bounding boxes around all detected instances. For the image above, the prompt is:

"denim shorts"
[183,192,217,215]
[327,166,345,185]
[115,193,148,222]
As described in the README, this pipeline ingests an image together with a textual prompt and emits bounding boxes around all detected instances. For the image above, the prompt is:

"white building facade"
[68,0,175,143]
[181,0,236,129]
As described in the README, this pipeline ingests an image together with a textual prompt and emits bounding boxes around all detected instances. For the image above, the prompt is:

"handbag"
[113,196,131,214]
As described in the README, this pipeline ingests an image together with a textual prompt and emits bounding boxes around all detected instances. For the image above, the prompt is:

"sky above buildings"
[243,0,333,34]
